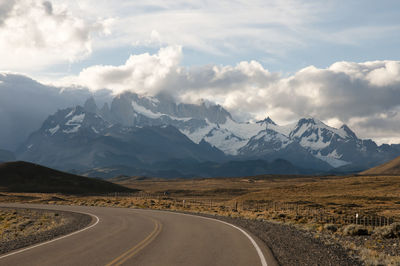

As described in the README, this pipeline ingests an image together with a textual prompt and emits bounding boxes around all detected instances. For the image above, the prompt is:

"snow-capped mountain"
[238,117,400,169]
[285,118,354,167]
[16,92,400,175]
[102,92,265,155]
[41,106,111,138]
[83,91,399,170]
[17,105,226,172]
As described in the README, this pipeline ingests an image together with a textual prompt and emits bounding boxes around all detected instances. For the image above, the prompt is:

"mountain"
[0,73,113,150]
[0,149,15,162]
[16,105,226,173]
[15,92,400,177]
[97,92,399,171]
[360,156,400,175]
[0,161,135,194]
[238,131,332,171]
[237,117,400,171]
[101,92,259,154]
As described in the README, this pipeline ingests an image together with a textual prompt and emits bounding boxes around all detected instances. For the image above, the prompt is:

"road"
[0,203,277,266]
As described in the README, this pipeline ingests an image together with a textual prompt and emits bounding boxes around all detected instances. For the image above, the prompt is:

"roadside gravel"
[0,207,91,255]
[197,213,363,266]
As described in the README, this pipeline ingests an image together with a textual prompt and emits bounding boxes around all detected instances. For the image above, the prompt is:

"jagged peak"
[257,116,277,126]
[83,97,98,113]
[297,117,322,126]
[340,124,357,139]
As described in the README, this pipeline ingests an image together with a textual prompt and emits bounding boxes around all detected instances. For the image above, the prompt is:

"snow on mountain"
[41,93,399,170]
[239,129,292,154]
[102,93,364,166]
[284,118,355,167]
[38,106,111,139]
[315,150,349,168]
[192,118,267,155]
[203,127,246,155]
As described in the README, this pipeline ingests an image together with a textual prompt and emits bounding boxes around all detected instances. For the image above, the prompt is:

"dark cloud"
[42,1,53,15]
[0,0,16,25]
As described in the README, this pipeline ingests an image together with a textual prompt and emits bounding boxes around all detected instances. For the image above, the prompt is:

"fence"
[103,192,395,227]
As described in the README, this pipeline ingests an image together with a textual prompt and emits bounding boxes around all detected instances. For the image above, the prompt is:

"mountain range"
[13,90,400,178]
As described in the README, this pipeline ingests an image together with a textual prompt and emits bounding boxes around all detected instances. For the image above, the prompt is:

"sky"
[1,0,400,144]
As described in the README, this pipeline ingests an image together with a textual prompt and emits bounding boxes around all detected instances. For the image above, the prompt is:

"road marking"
[0,211,100,260]
[206,217,269,266]
[145,210,268,266]
[106,218,162,266]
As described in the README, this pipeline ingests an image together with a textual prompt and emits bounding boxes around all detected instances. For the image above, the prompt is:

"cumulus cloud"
[56,47,400,144]
[0,0,109,71]
[60,46,183,95]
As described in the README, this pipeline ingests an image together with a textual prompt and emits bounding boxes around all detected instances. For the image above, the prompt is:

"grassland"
[116,174,400,219]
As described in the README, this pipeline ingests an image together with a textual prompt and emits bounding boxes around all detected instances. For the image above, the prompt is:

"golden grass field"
[116,174,400,219]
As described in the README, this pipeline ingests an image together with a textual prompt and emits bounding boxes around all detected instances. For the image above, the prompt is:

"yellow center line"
[105,218,162,266]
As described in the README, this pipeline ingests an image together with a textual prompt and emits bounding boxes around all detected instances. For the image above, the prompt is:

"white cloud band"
[56,46,400,144]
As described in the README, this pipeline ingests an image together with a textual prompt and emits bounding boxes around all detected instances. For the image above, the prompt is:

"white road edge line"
[145,210,268,266]
[0,211,100,260]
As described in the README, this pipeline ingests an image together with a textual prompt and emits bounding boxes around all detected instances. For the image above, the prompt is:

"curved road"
[0,204,277,266]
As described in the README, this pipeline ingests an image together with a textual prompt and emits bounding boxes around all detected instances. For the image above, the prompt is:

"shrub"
[324,224,338,233]
[373,222,400,238]
[342,224,369,236]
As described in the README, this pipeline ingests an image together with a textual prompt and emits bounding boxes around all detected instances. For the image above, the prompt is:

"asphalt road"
[0,203,277,266]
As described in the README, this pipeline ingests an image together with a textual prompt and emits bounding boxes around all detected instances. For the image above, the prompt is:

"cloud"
[0,1,16,25]
[60,45,183,95]
[0,0,109,71]
[56,46,400,144]
[60,0,323,57]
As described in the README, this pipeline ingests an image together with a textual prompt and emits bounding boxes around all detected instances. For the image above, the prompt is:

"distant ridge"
[360,156,400,175]
[0,161,136,194]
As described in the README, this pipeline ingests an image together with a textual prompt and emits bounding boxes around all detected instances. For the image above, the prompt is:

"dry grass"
[117,174,400,219]
[0,208,66,242]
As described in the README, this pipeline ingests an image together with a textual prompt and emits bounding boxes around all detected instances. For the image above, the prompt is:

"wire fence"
[104,192,396,227]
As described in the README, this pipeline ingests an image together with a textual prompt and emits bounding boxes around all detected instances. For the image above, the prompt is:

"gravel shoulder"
[0,207,92,255]
[192,213,363,266]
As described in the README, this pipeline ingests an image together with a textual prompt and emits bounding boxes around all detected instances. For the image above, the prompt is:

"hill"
[360,156,400,175]
[0,161,136,194]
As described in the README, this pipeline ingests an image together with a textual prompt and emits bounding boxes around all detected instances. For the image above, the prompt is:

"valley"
[1,2,399,265]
